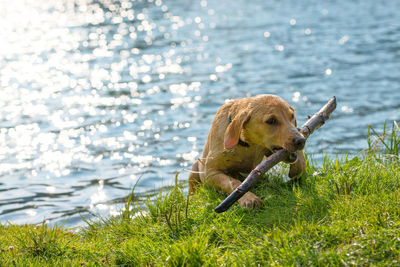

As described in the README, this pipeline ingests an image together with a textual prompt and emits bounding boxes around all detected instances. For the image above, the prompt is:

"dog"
[188,95,306,208]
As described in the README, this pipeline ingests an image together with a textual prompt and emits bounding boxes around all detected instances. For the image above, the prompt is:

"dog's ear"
[290,106,297,127]
[224,110,251,150]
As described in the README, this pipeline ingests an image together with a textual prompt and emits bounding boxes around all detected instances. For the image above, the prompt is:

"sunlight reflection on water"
[0,0,399,226]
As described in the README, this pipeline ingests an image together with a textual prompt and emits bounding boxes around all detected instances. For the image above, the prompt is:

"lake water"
[0,0,399,226]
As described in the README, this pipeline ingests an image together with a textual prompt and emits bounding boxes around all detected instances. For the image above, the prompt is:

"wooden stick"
[214,96,337,213]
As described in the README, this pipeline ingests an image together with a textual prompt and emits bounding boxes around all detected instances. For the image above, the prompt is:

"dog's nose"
[292,136,306,150]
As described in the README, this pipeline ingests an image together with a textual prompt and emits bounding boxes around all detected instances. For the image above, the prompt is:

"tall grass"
[368,121,400,159]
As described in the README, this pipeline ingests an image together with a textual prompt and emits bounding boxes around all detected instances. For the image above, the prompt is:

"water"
[0,0,399,226]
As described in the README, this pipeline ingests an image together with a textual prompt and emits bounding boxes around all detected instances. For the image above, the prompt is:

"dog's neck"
[228,115,250,147]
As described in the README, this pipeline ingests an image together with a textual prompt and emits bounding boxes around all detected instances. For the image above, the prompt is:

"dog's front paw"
[238,192,262,208]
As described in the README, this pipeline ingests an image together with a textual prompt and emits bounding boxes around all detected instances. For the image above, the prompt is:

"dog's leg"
[289,150,306,178]
[206,172,262,208]
[188,161,201,194]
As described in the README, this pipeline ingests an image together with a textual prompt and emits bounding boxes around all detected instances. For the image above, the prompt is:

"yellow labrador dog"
[188,95,306,208]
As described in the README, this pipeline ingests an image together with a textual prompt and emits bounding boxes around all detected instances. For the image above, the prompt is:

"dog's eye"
[291,114,294,120]
[266,117,278,125]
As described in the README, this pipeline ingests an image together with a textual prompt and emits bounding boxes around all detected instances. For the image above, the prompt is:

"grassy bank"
[1,123,400,266]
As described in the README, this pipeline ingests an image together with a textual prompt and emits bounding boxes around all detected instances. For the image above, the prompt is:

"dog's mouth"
[271,146,283,153]
[269,146,298,163]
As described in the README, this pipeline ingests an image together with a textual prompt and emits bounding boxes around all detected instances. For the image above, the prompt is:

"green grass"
[1,122,400,266]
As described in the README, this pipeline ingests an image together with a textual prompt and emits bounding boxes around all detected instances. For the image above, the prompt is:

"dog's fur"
[188,95,306,207]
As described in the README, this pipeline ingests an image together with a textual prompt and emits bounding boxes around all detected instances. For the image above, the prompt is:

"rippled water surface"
[1,0,399,226]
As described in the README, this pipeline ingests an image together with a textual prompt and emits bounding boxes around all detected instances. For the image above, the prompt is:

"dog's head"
[224,95,305,153]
